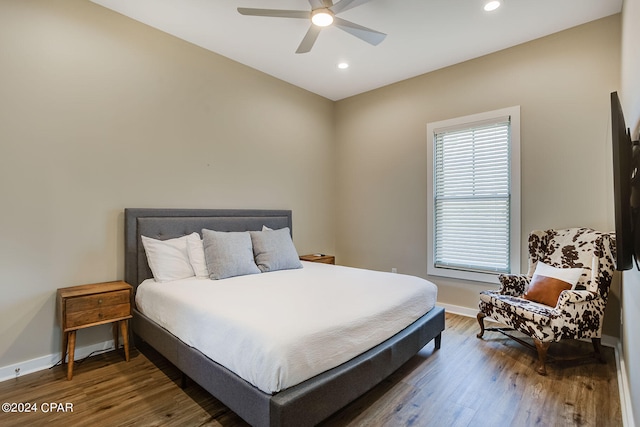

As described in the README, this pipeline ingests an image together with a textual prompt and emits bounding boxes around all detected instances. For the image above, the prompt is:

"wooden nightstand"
[57,281,133,380]
[300,254,335,265]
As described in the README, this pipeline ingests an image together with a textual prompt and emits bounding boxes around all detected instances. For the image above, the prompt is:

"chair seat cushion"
[479,290,559,325]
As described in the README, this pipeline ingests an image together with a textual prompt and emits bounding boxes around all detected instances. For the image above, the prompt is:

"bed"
[124,208,445,427]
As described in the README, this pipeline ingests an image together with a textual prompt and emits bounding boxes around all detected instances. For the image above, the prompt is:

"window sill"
[427,266,503,284]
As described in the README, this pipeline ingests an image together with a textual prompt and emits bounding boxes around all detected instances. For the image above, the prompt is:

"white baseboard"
[0,340,114,383]
[615,340,637,427]
[438,302,479,319]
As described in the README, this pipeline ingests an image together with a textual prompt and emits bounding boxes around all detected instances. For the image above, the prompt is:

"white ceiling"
[90,0,622,101]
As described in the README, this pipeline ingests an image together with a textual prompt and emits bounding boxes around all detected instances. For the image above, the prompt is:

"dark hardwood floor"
[0,313,622,426]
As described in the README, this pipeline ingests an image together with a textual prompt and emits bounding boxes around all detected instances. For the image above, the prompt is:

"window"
[427,106,520,283]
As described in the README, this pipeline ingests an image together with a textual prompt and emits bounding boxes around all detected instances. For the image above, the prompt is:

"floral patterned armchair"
[477,228,616,375]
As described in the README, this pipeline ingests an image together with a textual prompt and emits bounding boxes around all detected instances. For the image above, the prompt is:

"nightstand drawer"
[310,257,335,264]
[65,303,131,329]
[64,290,131,329]
[66,290,130,313]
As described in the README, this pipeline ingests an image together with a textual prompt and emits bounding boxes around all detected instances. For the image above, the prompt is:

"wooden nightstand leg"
[120,320,130,362]
[67,331,76,380]
[112,323,120,351]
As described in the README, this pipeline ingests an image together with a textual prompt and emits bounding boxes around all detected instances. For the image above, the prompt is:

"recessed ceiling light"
[337,62,349,69]
[484,1,501,11]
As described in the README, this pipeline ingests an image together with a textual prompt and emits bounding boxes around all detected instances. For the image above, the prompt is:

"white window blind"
[433,117,511,274]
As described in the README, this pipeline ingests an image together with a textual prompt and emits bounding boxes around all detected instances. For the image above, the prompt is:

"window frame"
[426,106,521,284]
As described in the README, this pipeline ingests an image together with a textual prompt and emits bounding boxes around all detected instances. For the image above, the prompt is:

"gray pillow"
[250,227,303,273]
[202,229,261,280]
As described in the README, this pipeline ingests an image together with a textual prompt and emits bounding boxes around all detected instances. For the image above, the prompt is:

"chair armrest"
[554,290,605,336]
[556,290,600,307]
[497,274,530,296]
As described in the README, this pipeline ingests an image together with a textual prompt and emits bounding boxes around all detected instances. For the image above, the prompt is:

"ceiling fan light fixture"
[484,1,501,12]
[311,9,334,27]
[237,1,385,53]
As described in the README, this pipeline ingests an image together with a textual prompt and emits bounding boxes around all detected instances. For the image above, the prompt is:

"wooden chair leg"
[534,339,551,375]
[592,338,605,363]
[476,312,486,338]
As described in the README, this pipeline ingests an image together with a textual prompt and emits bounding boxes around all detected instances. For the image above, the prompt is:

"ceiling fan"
[237,0,386,54]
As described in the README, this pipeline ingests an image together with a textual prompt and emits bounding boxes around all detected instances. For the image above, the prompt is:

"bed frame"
[124,208,445,427]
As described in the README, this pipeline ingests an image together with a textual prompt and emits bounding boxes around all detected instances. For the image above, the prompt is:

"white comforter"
[135,261,437,394]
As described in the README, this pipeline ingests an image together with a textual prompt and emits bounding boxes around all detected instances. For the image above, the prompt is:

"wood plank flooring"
[0,313,622,426]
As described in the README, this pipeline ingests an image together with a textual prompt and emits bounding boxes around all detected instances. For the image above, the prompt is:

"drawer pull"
[98,299,103,304]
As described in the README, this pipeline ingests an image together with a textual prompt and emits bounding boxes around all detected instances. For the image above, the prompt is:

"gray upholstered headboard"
[124,208,293,291]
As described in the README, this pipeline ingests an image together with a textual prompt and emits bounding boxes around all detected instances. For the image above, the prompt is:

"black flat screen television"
[611,91,638,270]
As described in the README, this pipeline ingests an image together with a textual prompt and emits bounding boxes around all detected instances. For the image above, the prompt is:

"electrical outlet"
[15,368,20,377]
[391,268,397,274]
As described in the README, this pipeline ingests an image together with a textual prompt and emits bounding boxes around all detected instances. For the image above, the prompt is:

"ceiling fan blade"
[296,25,322,54]
[334,17,386,46]
[237,8,309,19]
[330,0,373,14]
[307,0,324,9]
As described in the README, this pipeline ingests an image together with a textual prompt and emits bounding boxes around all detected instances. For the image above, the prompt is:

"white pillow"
[186,232,209,278]
[533,261,583,289]
[141,235,195,282]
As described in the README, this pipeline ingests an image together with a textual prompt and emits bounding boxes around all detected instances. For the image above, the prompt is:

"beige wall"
[621,0,640,424]
[334,15,622,332]
[0,0,335,367]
